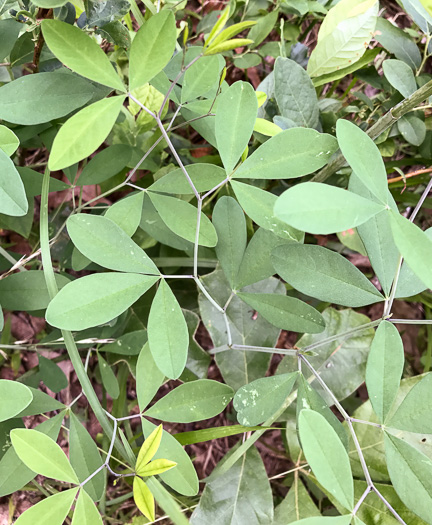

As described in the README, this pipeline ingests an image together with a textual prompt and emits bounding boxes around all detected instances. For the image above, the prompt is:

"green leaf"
[182,55,221,103]
[398,114,426,146]
[299,410,354,510]
[142,419,199,496]
[296,374,348,450]
[336,119,389,204]
[397,230,432,297]
[388,373,432,433]
[77,144,132,186]
[349,173,399,297]
[104,192,144,237]
[147,279,189,379]
[288,518,352,525]
[130,11,177,90]
[71,489,103,525]
[365,321,404,424]
[233,373,297,426]
[204,7,230,47]
[389,210,432,289]
[0,381,33,422]
[149,164,226,194]
[274,57,319,128]
[85,0,130,27]
[191,445,273,524]
[231,180,302,241]
[207,21,256,49]
[0,72,95,125]
[205,38,254,56]
[237,292,325,334]
[15,487,79,525]
[375,17,421,69]
[307,0,379,77]
[0,19,21,62]
[248,9,279,48]
[145,379,234,423]
[16,387,65,417]
[133,477,155,522]
[67,214,158,275]
[136,424,162,473]
[41,20,125,91]
[69,412,104,502]
[138,458,177,476]
[136,342,165,411]
[0,149,28,217]
[0,271,70,312]
[383,58,417,97]
[39,355,68,393]
[253,118,282,136]
[148,191,218,247]
[233,128,337,180]
[384,432,432,522]
[46,273,159,331]
[274,182,385,235]
[213,196,247,289]
[272,244,383,307]
[215,81,258,174]
[49,96,125,171]
[98,353,119,399]
[0,125,19,156]
[174,424,267,446]
[11,428,79,483]
[273,478,321,524]
[101,330,147,356]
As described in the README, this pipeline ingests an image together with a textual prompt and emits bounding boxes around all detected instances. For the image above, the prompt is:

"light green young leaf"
[104,192,144,237]
[208,21,256,49]
[136,342,165,411]
[296,374,348,450]
[98,353,119,399]
[213,196,247,289]
[215,81,258,174]
[204,7,230,47]
[204,39,254,56]
[49,96,125,171]
[0,381,33,422]
[388,373,432,433]
[174,425,267,446]
[0,149,28,217]
[147,279,189,379]
[233,128,337,180]
[396,227,432,297]
[133,477,155,522]
[0,72,95,125]
[67,214,158,275]
[299,410,354,510]
[182,55,221,103]
[237,292,325,334]
[272,244,383,307]
[15,487,79,525]
[149,164,226,194]
[253,118,282,136]
[231,180,302,241]
[138,458,177,477]
[41,20,125,91]
[336,119,389,204]
[46,273,159,330]
[289,517,352,525]
[130,11,177,90]
[349,173,399,297]
[365,321,404,424]
[383,59,417,98]
[191,445,273,524]
[274,57,319,129]
[142,419,199,496]
[149,191,218,247]
[71,489,103,525]
[145,380,234,423]
[389,210,432,289]
[11,429,79,483]
[136,424,163,474]
[0,126,19,156]
[274,182,385,234]
[384,432,432,523]
[233,373,298,427]
[69,412,104,502]
[307,0,378,77]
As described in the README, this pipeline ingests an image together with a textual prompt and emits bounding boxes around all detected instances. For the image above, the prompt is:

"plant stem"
[312,79,432,183]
